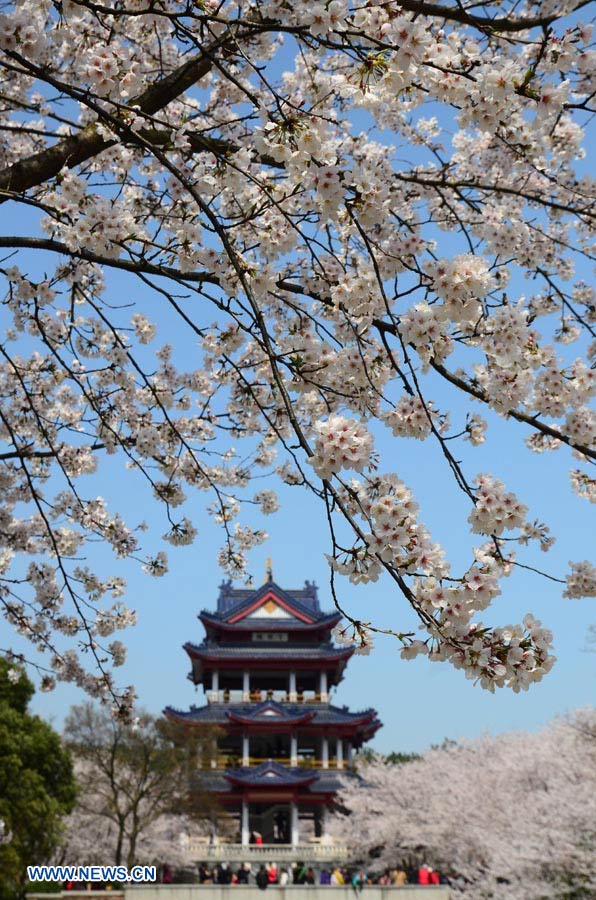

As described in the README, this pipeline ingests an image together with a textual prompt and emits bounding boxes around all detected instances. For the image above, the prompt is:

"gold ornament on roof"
[263,556,273,583]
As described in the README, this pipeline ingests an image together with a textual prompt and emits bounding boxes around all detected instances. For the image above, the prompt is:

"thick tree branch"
[0,34,232,199]
[428,358,596,461]
[394,0,593,32]
[0,236,219,283]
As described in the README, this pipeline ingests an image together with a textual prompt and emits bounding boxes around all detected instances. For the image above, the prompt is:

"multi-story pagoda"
[165,565,381,858]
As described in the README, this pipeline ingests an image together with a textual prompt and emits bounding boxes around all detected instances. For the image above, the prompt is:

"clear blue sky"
[4,51,595,754]
[27,404,595,753]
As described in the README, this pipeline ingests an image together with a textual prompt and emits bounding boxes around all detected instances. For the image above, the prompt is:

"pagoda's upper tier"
[217,578,320,615]
[200,579,341,638]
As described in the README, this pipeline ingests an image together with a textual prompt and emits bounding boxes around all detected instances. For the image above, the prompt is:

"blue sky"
[26,406,596,753]
[6,171,595,755]
[3,24,595,753]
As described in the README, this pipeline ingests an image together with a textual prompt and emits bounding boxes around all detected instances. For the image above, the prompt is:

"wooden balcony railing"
[201,756,348,771]
[207,691,331,705]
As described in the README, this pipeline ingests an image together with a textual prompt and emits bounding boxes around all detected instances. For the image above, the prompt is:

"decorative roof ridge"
[164,704,186,716]
[226,701,315,726]
[219,581,323,623]
[328,702,380,717]
[223,759,320,787]
[217,579,320,613]
[199,609,341,628]
[167,701,379,716]
[242,699,286,714]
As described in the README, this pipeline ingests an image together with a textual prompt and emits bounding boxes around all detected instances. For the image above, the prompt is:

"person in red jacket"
[267,862,278,884]
[429,868,440,885]
[418,864,431,885]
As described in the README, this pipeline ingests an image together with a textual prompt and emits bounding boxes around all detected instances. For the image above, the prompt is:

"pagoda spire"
[263,555,273,583]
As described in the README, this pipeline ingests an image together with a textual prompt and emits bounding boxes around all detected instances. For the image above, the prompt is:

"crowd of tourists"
[161,860,449,887]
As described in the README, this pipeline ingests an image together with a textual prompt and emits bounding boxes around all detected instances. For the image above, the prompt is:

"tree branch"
[0,34,232,199]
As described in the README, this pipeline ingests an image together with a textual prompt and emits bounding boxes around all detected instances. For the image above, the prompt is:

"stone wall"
[125,887,450,900]
[29,888,450,900]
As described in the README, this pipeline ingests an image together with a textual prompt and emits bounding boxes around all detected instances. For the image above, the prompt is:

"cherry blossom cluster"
[564,561,596,599]
[382,396,439,440]
[0,0,594,708]
[309,415,375,480]
[468,474,529,536]
[332,710,596,899]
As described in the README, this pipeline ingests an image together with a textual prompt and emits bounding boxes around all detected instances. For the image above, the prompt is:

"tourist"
[305,867,316,885]
[429,868,440,885]
[330,866,345,885]
[418,864,431,885]
[237,863,250,885]
[198,863,212,884]
[352,870,368,892]
[293,861,307,884]
[279,868,290,886]
[390,868,408,886]
[268,862,278,884]
[256,865,269,891]
[217,862,233,885]
[161,864,173,884]
[320,869,331,885]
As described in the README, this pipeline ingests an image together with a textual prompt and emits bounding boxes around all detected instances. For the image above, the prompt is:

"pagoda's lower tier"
[197,761,343,846]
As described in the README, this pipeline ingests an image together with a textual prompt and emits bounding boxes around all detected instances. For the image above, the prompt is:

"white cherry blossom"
[0,0,593,711]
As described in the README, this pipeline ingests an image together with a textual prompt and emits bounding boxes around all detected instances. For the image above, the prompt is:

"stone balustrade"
[187,842,350,863]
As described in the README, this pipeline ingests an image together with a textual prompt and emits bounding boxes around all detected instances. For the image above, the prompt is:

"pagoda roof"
[226,700,315,727]
[225,760,319,788]
[184,642,353,664]
[197,764,344,795]
[217,578,321,615]
[165,700,380,731]
[207,579,337,629]
[200,609,341,633]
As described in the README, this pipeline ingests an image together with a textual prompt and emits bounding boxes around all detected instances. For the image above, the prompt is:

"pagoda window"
[251,632,288,642]
[296,736,317,766]
[218,735,243,768]
[251,735,290,764]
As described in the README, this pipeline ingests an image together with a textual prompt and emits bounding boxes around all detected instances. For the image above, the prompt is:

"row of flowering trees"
[1,660,212,891]
[0,0,594,712]
[332,709,596,899]
[58,704,218,868]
